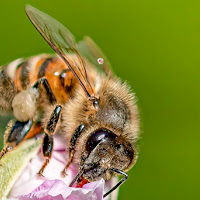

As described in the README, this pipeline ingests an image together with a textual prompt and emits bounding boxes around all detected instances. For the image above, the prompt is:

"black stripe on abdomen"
[37,58,54,79]
[20,61,30,89]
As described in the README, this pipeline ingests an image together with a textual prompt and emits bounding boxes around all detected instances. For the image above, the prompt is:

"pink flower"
[7,136,118,200]
[18,179,105,200]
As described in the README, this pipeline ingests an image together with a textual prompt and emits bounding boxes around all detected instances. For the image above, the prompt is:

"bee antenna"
[103,168,128,198]
[69,168,85,187]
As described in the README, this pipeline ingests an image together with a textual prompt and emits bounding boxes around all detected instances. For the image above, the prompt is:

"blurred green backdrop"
[0,0,200,199]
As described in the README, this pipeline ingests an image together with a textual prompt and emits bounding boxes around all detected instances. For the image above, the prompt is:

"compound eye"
[86,129,116,153]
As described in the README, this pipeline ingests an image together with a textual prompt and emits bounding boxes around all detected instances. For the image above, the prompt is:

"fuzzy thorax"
[62,75,140,180]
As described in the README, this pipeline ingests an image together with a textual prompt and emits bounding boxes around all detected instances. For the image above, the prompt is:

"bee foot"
[37,171,44,177]
[61,170,68,177]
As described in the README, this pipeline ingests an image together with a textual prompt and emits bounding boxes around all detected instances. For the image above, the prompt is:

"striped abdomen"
[0,54,78,112]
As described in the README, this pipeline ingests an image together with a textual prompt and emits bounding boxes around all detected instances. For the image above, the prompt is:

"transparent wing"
[77,36,114,76]
[25,5,94,97]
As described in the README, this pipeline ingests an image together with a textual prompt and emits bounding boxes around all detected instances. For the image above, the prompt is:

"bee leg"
[34,78,61,176]
[38,133,53,177]
[0,120,33,161]
[38,105,62,176]
[61,150,74,177]
[61,124,85,177]
[33,77,57,104]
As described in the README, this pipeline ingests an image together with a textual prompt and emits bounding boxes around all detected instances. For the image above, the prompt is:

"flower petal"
[7,136,118,200]
[0,138,42,199]
[18,179,104,200]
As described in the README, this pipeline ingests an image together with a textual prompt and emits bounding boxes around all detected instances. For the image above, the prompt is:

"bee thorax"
[12,87,39,122]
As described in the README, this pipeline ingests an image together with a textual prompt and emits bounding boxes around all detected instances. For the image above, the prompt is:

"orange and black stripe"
[14,62,26,91]
[37,57,55,79]
[12,55,78,104]
[20,61,30,89]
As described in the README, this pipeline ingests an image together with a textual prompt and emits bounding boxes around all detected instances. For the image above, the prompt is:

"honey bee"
[0,5,140,197]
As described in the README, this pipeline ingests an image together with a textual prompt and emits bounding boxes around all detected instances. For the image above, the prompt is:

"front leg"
[38,105,62,176]
[61,124,85,177]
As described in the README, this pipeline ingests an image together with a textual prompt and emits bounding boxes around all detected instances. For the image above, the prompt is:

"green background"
[0,0,199,199]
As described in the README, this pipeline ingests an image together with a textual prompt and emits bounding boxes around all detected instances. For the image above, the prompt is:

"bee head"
[79,128,135,182]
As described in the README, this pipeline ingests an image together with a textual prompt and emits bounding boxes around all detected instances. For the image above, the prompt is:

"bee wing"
[25,5,94,97]
[77,36,114,76]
